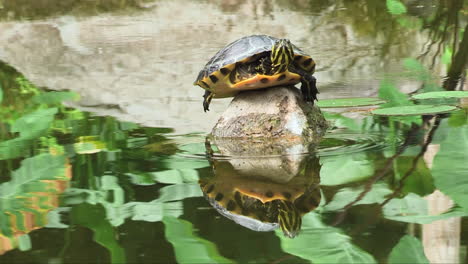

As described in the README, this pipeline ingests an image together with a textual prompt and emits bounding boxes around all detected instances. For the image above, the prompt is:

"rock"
[210,86,328,142]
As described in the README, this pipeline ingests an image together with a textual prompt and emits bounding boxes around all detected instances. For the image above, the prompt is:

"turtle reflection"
[200,138,321,238]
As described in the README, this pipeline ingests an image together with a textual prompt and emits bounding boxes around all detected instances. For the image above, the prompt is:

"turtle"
[199,158,321,238]
[194,35,318,112]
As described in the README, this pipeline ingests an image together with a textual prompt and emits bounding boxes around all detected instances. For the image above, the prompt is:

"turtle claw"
[203,90,214,112]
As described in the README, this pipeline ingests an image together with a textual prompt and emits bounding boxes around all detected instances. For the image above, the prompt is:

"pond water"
[0,0,467,263]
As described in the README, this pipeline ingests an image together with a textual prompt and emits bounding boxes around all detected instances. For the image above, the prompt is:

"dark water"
[0,0,467,263]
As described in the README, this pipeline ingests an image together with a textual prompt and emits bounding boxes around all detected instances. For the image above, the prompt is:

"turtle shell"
[199,165,321,237]
[194,35,316,98]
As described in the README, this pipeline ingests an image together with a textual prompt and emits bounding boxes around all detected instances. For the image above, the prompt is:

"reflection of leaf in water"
[403,59,441,93]
[71,203,126,264]
[386,0,406,15]
[377,80,421,125]
[383,193,468,224]
[320,153,374,186]
[0,83,3,103]
[383,193,427,221]
[0,138,33,160]
[432,121,468,210]
[161,157,210,170]
[74,136,107,154]
[317,97,386,108]
[278,213,376,263]
[32,91,79,105]
[64,183,202,224]
[11,107,58,139]
[322,112,360,131]
[0,153,71,255]
[323,183,392,212]
[394,156,434,196]
[152,169,200,184]
[163,216,232,264]
[378,80,412,107]
[448,110,468,127]
[372,105,457,116]
[388,235,429,264]
[412,91,468,100]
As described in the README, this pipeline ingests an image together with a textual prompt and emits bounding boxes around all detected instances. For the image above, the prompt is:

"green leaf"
[11,107,58,139]
[378,80,412,107]
[323,183,392,211]
[0,138,33,160]
[412,91,468,100]
[394,157,435,196]
[320,153,374,186]
[278,213,376,263]
[384,202,467,224]
[441,47,453,65]
[322,112,360,131]
[388,235,429,264]
[152,169,200,184]
[163,216,232,264]
[32,91,79,105]
[448,110,467,127]
[383,193,428,223]
[0,82,3,103]
[0,153,69,249]
[71,203,126,264]
[432,122,468,210]
[0,153,67,198]
[402,59,441,92]
[372,105,457,116]
[386,0,407,15]
[317,97,386,108]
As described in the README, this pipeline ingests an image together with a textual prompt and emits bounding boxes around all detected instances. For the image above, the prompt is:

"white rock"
[210,86,328,141]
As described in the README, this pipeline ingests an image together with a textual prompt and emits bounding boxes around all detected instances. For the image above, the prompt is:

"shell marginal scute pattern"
[195,35,309,82]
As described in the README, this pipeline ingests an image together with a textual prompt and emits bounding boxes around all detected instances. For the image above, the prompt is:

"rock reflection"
[200,137,321,238]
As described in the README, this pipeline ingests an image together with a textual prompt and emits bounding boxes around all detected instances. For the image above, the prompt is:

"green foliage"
[322,112,360,131]
[412,91,468,100]
[0,83,3,104]
[15,77,39,95]
[388,235,429,264]
[278,213,376,263]
[378,80,412,107]
[394,157,435,196]
[0,138,34,160]
[320,153,374,186]
[402,59,441,92]
[383,194,468,224]
[383,193,428,223]
[448,110,468,127]
[317,98,386,108]
[432,121,468,210]
[0,153,68,243]
[323,183,392,211]
[163,216,232,264]
[71,203,126,264]
[386,0,407,15]
[0,153,67,199]
[372,105,457,116]
[11,108,58,139]
[32,91,79,104]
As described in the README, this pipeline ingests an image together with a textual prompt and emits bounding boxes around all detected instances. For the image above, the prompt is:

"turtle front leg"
[203,90,214,112]
[300,74,319,104]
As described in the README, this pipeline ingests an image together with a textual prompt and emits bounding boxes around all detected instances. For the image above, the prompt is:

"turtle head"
[271,39,295,74]
[277,200,302,238]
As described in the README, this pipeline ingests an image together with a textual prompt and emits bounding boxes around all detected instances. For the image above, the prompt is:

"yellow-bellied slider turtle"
[199,161,321,238]
[194,35,318,112]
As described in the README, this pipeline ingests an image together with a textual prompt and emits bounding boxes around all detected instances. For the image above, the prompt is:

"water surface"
[0,0,467,263]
